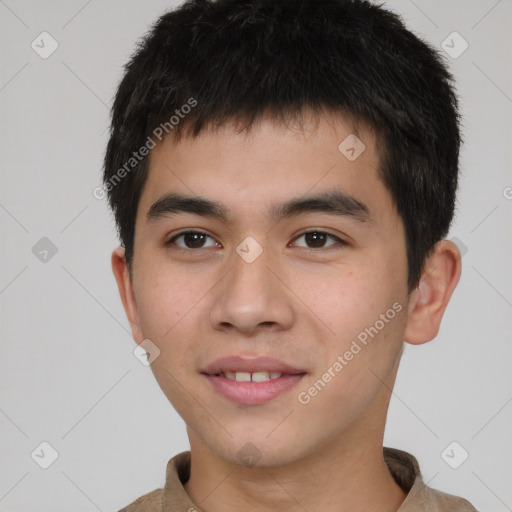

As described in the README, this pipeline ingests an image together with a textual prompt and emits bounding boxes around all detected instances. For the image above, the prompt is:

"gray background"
[0,0,511,510]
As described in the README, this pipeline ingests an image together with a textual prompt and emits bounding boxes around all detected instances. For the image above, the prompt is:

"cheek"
[134,256,206,338]
[298,260,407,379]
[132,258,221,386]
[296,265,386,338]
[133,265,206,406]
[297,308,406,432]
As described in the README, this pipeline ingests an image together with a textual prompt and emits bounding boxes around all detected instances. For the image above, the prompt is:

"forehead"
[137,112,393,225]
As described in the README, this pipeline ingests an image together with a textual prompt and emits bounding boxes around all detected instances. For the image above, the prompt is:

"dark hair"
[103,0,460,290]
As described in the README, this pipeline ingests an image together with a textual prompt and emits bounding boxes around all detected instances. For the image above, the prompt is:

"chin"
[209,433,311,469]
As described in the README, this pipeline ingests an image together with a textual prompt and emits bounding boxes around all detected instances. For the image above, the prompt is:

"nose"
[209,244,295,336]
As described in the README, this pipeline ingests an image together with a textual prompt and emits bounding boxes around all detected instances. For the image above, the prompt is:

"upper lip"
[201,356,306,375]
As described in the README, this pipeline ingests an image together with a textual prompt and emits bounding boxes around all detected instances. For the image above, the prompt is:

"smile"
[203,373,306,405]
[215,371,283,382]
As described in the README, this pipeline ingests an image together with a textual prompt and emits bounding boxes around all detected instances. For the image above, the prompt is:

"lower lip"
[203,373,306,405]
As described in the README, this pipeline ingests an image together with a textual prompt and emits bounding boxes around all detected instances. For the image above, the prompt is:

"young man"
[104,0,476,510]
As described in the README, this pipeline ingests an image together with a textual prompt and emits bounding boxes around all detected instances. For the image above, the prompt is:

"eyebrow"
[146,190,372,224]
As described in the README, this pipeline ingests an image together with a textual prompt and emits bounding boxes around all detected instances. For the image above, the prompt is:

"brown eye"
[305,232,327,248]
[293,231,344,249]
[183,233,207,248]
[167,231,218,249]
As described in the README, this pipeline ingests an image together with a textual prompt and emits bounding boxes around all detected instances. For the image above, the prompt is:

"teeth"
[222,371,283,382]
[252,371,271,382]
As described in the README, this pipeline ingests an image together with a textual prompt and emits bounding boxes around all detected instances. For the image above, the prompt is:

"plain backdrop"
[0,0,511,510]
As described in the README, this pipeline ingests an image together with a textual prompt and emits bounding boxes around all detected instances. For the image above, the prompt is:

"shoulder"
[116,450,192,512]
[400,474,478,511]
[117,488,164,512]
[423,486,478,512]
[384,448,477,512]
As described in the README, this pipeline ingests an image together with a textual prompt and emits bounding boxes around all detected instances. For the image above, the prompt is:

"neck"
[183,401,406,511]
[185,442,405,512]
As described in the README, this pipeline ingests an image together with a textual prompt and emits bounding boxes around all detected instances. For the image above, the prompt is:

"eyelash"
[165,230,346,251]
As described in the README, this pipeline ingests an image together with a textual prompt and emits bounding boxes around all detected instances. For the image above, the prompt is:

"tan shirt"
[118,448,477,511]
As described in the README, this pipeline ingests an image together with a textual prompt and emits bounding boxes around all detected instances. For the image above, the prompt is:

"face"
[115,112,413,467]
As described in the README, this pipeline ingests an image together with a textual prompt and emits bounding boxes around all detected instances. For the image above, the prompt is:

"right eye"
[165,231,221,250]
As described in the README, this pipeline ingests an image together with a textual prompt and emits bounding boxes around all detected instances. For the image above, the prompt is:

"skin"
[112,111,461,512]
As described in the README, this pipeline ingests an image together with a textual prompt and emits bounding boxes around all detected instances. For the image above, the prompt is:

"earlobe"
[111,247,144,342]
[404,240,462,345]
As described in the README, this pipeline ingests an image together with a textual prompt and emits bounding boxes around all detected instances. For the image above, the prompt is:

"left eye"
[168,231,219,249]
[292,231,344,249]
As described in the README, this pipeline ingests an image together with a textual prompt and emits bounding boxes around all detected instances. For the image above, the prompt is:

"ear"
[404,240,462,345]
[111,247,144,343]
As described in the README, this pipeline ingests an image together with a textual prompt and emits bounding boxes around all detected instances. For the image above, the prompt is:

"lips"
[201,355,306,376]
[201,356,307,405]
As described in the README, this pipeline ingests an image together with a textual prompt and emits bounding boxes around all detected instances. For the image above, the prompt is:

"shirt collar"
[161,448,427,511]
